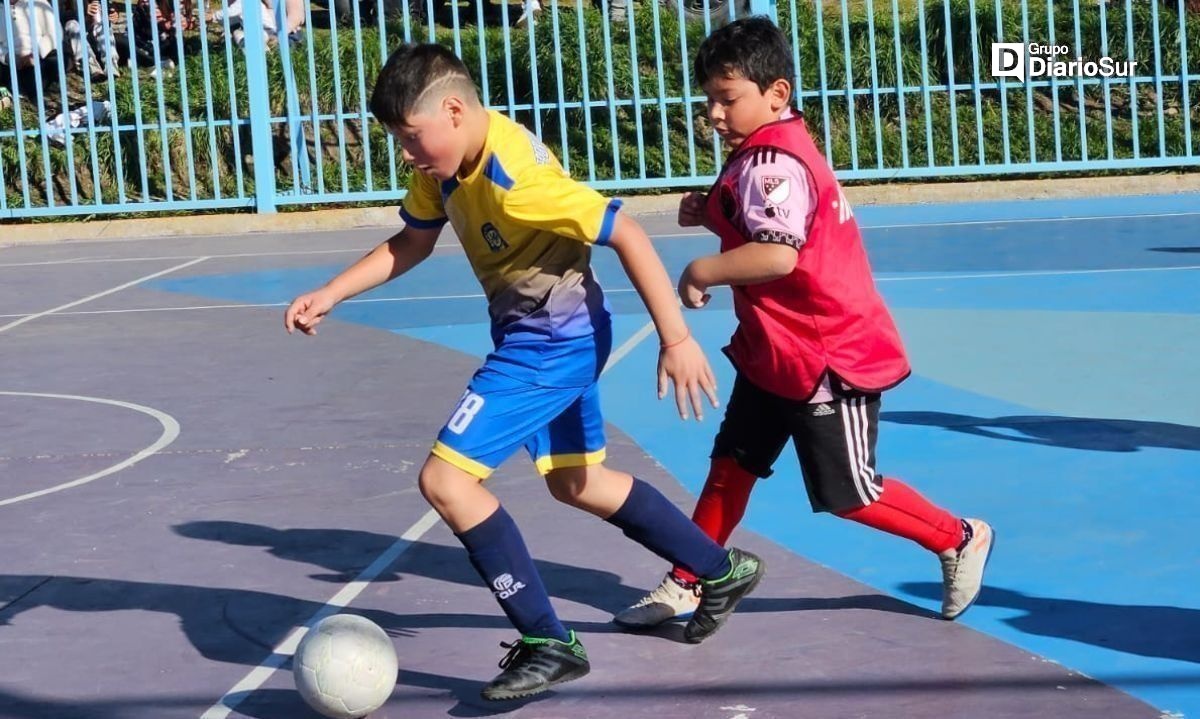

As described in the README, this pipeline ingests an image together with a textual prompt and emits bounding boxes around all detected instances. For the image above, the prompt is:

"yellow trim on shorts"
[431,441,495,480]
[534,448,607,475]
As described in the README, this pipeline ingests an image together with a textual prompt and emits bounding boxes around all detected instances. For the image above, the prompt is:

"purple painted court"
[2,197,1197,718]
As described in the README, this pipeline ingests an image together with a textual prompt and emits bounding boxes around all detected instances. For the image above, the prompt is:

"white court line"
[0,242,468,268]
[198,508,442,719]
[0,288,646,319]
[0,257,209,334]
[864,209,1200,230]
[0,392,181,507]
[0,248,374,268]
[876,264,1200,282]
[605,318,658,369]
[199,318,659,719]
[4,208,1196,269]
[1,265,1195,321]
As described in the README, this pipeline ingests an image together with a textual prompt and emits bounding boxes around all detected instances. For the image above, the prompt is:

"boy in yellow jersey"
[284,43,765,701]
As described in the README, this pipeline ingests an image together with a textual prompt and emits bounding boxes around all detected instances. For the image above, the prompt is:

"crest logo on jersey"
[481,222,509,252]
[762,176,790,204]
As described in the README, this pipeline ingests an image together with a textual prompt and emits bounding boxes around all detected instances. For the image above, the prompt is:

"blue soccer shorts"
[430,340,609,479]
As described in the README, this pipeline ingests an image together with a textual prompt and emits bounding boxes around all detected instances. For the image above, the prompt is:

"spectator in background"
[208,0,273,47]
[119,0,189,71]
[0,0,64,99]
[61,0,121,79]
[281,0,303,39]
[207,0,303,48]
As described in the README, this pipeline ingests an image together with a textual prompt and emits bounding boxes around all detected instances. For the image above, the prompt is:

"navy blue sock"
[456,506,569,643]
[606,478,732,580]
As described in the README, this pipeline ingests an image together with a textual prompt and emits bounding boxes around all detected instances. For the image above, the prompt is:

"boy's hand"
[657,334,719,421]
[678,191,708,227]
[284,288,339,336]
[678,262,710,309]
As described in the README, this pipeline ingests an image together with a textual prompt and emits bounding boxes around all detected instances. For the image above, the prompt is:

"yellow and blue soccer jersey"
[401,110,622,357]
[402,111,622,478]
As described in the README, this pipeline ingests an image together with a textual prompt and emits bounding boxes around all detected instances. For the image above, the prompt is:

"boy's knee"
[416,465,442,505]
[544,466,589,506]
[418,458,475,508]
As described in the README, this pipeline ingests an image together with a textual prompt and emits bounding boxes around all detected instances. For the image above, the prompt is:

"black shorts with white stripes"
[711,372,884,514]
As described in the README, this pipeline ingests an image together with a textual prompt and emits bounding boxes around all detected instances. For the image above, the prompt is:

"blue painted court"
[1,192,1197,718]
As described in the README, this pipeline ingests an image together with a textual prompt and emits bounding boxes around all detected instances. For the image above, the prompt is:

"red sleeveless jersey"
[704,113,910,400]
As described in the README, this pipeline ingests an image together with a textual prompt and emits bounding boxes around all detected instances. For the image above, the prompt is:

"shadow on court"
[0,571,588,718]
[173,519,651,613]
[883,412,1200,452]
[173,520,933,619]
[232,669,1200,719]
[0,687,233,719]
[900,583,1200,665]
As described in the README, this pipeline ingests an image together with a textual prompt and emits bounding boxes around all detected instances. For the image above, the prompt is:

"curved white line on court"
[0,391,181,507]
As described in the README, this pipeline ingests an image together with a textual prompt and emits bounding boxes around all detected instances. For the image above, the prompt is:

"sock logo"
[492,573,526,600]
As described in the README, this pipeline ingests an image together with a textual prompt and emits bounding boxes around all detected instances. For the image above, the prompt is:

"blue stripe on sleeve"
[399,207,448,229]
[483,156,515,190]
[594,199,624,246]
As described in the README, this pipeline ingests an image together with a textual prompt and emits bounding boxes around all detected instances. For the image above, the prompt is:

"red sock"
[836,478,963,554]
[672,458,757,584]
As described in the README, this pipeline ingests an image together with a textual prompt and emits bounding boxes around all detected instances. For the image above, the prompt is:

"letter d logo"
[991,43,1025,81]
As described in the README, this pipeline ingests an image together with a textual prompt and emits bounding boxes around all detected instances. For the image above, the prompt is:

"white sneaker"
[939,518,994,620]
[613,573,700,628]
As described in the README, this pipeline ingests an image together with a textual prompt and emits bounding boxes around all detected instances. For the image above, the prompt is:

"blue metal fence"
[1,0,1197,219]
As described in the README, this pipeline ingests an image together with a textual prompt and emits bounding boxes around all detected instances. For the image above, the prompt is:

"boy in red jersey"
[615,17,994,628]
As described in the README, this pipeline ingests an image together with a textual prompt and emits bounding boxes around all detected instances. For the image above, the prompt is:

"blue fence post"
[243,0,278,213]
[749,0,775,20]
[6,0,1200,218]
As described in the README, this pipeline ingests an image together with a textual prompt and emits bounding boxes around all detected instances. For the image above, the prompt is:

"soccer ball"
[293,614,398,719]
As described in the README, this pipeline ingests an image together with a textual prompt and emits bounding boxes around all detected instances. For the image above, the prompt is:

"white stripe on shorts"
[857,397,881,500]
[840,398,872,505]
[844,396,880,503]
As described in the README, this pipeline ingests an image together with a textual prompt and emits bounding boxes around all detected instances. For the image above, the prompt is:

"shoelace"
[956,520,974,552]
[642,580,691,607]
[497,639,534,669]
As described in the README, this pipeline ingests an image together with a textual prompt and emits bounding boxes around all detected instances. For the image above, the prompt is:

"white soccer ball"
[293,614,398,719]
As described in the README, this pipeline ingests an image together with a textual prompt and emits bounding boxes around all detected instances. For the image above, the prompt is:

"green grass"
[1,0,1197,216]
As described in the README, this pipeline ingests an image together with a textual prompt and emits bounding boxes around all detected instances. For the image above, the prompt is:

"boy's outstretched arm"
[606,213,719,421]
[284,223,442,335]
[678,242,798,308]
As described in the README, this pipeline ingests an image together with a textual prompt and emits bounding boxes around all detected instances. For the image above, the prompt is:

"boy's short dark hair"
[693,16,795,95]
[370,43,479,127]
